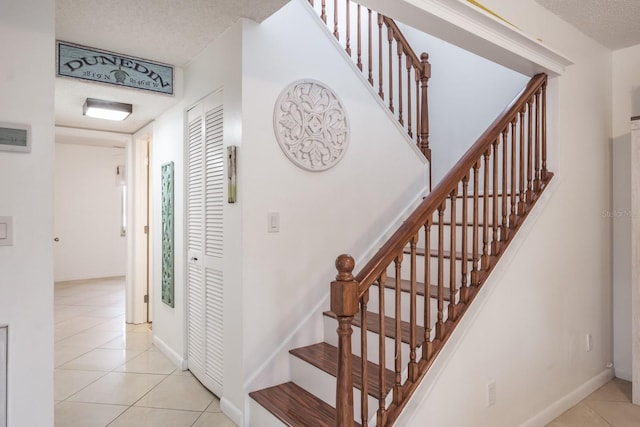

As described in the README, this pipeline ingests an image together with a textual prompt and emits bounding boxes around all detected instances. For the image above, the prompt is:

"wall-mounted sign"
[56,41,174,95]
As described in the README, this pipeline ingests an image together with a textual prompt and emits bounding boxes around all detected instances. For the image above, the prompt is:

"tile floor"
[547,377,640,426]
[54,277,236,427]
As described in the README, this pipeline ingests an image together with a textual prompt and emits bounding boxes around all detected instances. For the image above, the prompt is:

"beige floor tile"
[171,368,194,377]
[109,407,201,427]
[87,318,128,333]
[84,307,126,318]
[68,372,166,405]
[100,332,154,351]
[55,316,110,340]
[56,329,123,349]
[192,412,237,427]
[205,397,221,413]
[134,374,214,411]
[586,378,632,403]
[115,350,177,375]
[59,348,143,371]
[54,369,106,400]
[55,345,92,367]
[54,401,127,427]
[587,400,640,426]
[545,402,610,427]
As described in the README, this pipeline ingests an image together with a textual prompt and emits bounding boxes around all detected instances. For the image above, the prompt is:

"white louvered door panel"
[186,91,224,397]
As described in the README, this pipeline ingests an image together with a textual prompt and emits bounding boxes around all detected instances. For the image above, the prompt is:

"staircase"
[249,1,552,425]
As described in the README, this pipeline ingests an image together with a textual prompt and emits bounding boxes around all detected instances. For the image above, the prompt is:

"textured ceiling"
[535,0,640,50]
[55,0,288,139]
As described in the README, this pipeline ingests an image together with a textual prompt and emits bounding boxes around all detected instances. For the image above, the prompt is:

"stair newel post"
[331,254,358,427]
[420,53,432,186]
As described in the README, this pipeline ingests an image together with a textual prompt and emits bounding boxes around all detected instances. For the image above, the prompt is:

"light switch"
[0,217,13,246]
[268,212,280,233]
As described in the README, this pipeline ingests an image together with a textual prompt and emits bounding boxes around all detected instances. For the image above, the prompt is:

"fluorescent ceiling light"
[83,98,132,121]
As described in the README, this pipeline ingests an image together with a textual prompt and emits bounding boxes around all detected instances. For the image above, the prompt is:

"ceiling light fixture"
[83,98,132,121]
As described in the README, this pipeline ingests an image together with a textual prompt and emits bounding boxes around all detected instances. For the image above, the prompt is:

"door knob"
[53,237,60,242]
[190,257,198,262]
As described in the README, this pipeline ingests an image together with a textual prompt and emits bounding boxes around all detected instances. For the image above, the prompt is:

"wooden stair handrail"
[354,73,547,296]
[381,17,422,70]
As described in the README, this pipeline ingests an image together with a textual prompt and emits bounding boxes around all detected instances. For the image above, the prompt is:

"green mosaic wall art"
[161,162,175,307]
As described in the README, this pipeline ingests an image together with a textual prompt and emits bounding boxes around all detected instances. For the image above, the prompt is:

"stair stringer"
[394,177,560,426]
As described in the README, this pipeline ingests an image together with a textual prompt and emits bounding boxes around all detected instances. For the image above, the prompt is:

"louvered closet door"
[186,91,224,396]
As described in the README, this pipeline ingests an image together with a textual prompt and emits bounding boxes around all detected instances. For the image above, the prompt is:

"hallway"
[54,277,235,427]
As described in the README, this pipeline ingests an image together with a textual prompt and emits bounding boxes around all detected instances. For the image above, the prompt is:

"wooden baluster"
[406,56,413,138]
[367,9,373,85]
[436,202,445,339]
[331,255,358,427]
[471,161,480,287]
[397,41,404,125]
[333,0,339,40]
[422,220,433,360]
[542,80,548,181]
[321,0,326,23]
[388,25,394,113]
[393,256,403,404]
[420,53,431,167]
[460,175,470,303]
[534,90,541,191]
[377,14,384,99]
[527,99,533,203]
[509,118,518,228]
[491,139,499,255]
[448,188,458,321]
[415,70,420,148]
[409,234,418,381]
[356,4,362,70]
[309,0,314,6]
[481,149,490,270]
[518,107,526,215]
[377,272,387,426]
[501,129,509,242]
[360,290,369,427]
[345,0,351,56]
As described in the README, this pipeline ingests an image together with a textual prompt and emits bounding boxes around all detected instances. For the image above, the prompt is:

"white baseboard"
[54,274,125,283]
[221,397,243,426]
[152,336,187,370]
[518,368,613,427]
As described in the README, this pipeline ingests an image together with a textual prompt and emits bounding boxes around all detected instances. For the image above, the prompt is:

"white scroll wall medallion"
[273,79,350,171]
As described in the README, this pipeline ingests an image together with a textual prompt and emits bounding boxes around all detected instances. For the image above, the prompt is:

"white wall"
[610,43,640,381]
[54,143,127,282]
[396,23,529,183]
[394,0,613,425]
[0,1,55,426]
[241,0,427,404]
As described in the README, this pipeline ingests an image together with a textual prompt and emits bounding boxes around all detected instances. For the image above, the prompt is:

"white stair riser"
[290,355,387,424]
[367,285,450,328]
[323,316,419,372]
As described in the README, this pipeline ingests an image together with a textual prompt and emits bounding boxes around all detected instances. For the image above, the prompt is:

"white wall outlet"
[487,380,496,407]
[586,333,593,352]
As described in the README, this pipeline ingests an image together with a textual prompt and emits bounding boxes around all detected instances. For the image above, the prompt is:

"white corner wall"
[611,43,640,381]
[0,1,55,426]
[54,143,127,282]
[396,23,529,184]
[240,0,427,402]
[394,0,613,425]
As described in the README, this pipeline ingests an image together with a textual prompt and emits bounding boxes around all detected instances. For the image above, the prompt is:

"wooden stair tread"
[324,310,426,347]
[290,342,394,399]
[383,276,452,301]
[250,382,361,427]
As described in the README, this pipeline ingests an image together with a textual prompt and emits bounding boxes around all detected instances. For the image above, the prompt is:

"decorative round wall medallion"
[273,79,350,171]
